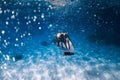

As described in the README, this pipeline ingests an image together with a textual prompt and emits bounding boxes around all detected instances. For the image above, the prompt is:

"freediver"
[56,33,69,49]
[56,33,74,55]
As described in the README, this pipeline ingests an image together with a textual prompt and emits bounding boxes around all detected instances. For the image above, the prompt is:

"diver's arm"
[57,42,59,46]
[56,40,60,46]
[56,37,59,46]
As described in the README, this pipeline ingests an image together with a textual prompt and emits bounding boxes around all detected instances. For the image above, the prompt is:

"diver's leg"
[68,40,70,49]
[62,43,64,48]
[64,42,68,49]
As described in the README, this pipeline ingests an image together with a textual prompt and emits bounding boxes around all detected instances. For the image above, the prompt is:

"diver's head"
[56,33,61,38]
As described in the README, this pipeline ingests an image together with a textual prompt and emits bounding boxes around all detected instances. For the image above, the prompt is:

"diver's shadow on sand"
[40,41,50,46]
[14,55,24,61]
[40,39,56,47]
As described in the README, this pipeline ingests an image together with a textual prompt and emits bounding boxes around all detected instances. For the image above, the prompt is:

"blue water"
[0,0,120,80]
